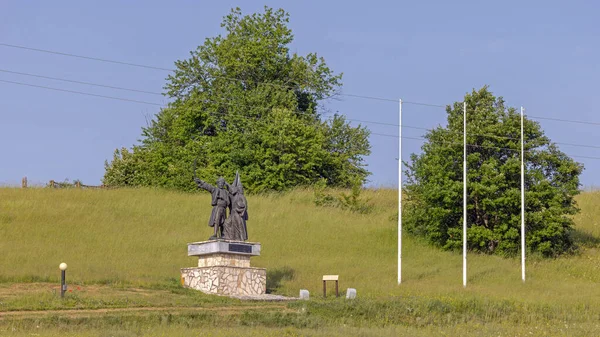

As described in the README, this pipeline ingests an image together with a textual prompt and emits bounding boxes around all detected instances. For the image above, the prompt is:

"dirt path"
[0,304,291,320]
[0,283,170,297]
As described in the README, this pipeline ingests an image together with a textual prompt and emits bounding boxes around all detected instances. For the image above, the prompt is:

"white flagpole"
[463,101,467,288]
[521,106,526,282]
[398,98,402,285]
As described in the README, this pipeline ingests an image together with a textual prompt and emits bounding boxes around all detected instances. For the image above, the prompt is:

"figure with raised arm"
[194,176,230,240]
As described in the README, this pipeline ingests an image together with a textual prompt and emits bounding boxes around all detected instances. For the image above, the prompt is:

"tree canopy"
[404,87,583,257]
[103,7,371,192]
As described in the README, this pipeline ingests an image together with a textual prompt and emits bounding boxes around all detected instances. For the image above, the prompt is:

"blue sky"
[1,1,599,188]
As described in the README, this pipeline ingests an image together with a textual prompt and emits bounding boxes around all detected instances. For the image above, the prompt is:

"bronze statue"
[193,171,249,241]
[194,177,230,240]
[223,172,248,241]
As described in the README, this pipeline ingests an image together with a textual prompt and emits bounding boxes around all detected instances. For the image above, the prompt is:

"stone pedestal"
[180,240,266,296]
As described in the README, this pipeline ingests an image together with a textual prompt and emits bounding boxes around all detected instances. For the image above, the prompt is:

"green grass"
[1,187,600,335]
[3,323,599,337]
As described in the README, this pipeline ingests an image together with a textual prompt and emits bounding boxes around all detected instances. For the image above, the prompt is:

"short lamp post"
[59,263,67,298]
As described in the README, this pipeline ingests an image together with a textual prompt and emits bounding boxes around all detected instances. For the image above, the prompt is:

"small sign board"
[228,243,252,254]
[322,275,339,281]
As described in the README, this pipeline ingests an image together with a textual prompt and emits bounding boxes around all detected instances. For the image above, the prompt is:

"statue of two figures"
[194,172,249,241]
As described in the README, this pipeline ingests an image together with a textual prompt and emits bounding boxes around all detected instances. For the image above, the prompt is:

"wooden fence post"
[22,177,27,188]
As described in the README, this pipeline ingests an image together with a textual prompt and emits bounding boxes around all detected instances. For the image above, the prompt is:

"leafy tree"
[404,87,583,257]
[103,7,370,192]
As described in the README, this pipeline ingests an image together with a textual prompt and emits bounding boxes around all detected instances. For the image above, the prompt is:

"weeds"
[313,179,373,214]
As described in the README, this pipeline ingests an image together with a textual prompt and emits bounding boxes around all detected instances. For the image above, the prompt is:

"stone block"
[181,266,266,296]
[346,288,357,299]
[197,253,251,268]
[299,289,310,300]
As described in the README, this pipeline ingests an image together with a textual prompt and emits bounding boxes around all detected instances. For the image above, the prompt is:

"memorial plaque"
[229,243,252,254]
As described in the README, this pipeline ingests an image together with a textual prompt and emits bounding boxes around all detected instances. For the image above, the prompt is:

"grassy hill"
[1,187,599,336]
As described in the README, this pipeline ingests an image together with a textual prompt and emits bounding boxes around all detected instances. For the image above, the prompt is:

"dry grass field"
[1,187,599,336]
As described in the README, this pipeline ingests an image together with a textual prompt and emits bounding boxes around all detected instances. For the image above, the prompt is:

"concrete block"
[188,240,261,257]
[299,289,310,300]
[346,288,356,299]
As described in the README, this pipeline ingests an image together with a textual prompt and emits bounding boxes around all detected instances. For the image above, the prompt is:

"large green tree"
[103,7,370,192]
[404,87,583,257]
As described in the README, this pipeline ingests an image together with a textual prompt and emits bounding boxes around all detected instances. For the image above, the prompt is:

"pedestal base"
[181,266,266,296]
[181,240,266,296]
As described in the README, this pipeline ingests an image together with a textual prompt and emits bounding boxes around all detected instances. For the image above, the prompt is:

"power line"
[209,108,520,145]
[555,141,600,150]
[208,114,519,153]
[6,43,600,128]
[0,67,447,127]
[362,121,600,150]
[359,116,600,150]
[0,69,164,96]
[288,93,447,108]
[3,43,600,152]
[340,93,397,103]
[0,77,394,125]
[0,42,446,107]
[372,133,520,153]
[3,75,599,153]
[2,75,599,161]
[528,115,600,127]
[372,132,600,160]
[0,43,341,98]
[0,43,173,71]
[4,68,596,145]
[567,154,600,161]
[353,118,521,141]
[0,79,163,106]
[403,101,446,108]
[370,132,401,138]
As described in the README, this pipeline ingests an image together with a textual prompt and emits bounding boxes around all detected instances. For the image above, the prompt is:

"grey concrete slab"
[188,240,261,256]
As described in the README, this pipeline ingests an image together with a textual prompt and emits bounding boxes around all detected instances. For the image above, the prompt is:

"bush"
[313,179,373,214]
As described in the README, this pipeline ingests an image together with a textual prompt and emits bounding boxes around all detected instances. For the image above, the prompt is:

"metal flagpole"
[521,106,526,282]
[398,98,402,285]
[463,101,467,288]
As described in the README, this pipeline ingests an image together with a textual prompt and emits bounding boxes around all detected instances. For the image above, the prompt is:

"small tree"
[404,87,583,257]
